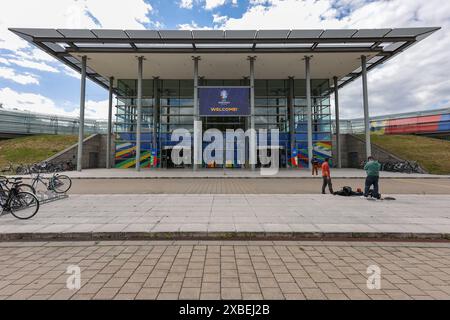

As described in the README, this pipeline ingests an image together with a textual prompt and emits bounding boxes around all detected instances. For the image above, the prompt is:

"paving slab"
[0,194,449,241]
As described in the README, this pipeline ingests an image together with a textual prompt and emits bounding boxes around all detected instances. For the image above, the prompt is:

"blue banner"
[199,87,250,116]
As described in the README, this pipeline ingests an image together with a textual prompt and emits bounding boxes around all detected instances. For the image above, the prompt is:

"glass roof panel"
[195,43,253,48]
[385,28,436,38]
[383,41,407,52]
[75,43,132,48]
[91,30,129,39]
[352,29,391,38]
[14,28,64,38]
[225,30,256,39]
[316,43,374,48]
[256,30,289,38]
[159,30,192,39]
[255,43,313,48]
[125,30,160,39]
[58,29,96,38]
[134,43,192,48]
[42,42,66,52]
[192,30,224,39]
[289,30,323,39]
[321,30,358,38]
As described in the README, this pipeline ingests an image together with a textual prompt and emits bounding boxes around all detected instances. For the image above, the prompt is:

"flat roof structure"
[9,27,440,93]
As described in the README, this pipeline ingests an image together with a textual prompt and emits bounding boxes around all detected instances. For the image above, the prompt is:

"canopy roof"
[9,27,439,94]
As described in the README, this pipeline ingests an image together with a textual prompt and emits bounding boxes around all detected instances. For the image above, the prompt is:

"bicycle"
[0,163,14,174]
[0,178,39,220]
[29,172,72,194]
[0,176,35,194]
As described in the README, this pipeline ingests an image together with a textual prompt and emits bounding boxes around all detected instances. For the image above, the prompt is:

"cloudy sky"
[0,0,449,119]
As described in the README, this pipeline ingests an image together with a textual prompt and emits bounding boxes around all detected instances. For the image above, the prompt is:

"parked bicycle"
[15,160,76,175]
[360,160,422,174]
[0,177,40,220]
[29,172,72,194]
[0,163,14,174]
[0,176,35,194]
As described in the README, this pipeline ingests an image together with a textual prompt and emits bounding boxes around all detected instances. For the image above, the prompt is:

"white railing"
[0,108,107,136]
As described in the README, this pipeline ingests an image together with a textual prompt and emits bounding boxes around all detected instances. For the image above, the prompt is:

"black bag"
[343,186,352,196]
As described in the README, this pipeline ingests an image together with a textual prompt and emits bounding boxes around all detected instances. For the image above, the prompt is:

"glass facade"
[114,78,332,169]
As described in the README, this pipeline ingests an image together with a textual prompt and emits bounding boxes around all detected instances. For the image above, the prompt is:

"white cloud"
[0,57,11,65]
[179,0,194,9]
[0,87,60,115]
[217,0,450,117]
[0,67,39,85]
[8,59,59,73]
[213,14,228,24]
[178,21,212,30]
[205,0,227,10]
[0,0,154,117]
[0,87,108,119]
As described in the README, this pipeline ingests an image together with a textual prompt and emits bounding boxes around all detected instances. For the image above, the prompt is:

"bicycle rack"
[36,191,69,205]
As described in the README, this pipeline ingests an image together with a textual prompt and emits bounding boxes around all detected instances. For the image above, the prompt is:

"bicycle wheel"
[9,192,39,220]
[52,175,72,193]
[17,183,36,195]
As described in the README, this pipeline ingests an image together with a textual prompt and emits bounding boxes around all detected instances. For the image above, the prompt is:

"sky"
[0,0,449,120]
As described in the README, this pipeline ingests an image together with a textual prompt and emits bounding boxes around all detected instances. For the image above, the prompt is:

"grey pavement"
[0,194,449,239]
[0,241,449,300]
[23,168,450,179]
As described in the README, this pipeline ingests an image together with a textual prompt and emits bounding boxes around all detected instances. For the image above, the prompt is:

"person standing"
[364,156,381,199]
[321,157,334,194]
[311,156,319,176]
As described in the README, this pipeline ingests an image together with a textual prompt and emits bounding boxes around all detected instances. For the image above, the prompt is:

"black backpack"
[343,186,352,196]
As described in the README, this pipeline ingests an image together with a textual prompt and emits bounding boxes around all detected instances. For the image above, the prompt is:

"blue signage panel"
[199,87,250,116]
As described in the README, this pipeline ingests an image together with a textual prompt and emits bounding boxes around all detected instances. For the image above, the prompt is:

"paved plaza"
[0,194,449,239]
[0,241,449,300]
[66,177,450,194]
[44,168,450,179]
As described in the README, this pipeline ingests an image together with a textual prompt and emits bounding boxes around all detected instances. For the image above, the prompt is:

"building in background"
[9,27,440,171]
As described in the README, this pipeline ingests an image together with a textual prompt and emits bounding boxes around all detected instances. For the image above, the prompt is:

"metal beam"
[333,76,341,168]
[305,56,313,170]
[76,55,87,172]
[64,47,384,55]
[361,55,371,159]
[106,76,114,169]
[136,56,144,171]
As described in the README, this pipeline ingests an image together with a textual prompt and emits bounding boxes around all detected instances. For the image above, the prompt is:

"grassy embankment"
[0,135,78,172]
[367,134,450,175]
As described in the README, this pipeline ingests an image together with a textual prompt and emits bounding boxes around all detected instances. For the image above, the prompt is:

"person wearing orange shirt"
[321,157,334,194]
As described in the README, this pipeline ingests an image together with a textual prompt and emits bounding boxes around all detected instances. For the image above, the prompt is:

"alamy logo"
[366,265,381,290]
[66,265,81,290]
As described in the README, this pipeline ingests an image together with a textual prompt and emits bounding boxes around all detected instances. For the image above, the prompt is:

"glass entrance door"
[202,116,246,168]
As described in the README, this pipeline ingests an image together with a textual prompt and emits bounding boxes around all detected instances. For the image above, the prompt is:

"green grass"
[0,135,78,170]
[364,134,450,175]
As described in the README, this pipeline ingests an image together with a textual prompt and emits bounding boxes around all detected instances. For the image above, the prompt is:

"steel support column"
[333,76,341,168]
[106,76,114,169]
[135,56,144,171]
[152,77,159,168]
[288,76,295,169]
[193,56,201,170]
[361,55,372,159]
[249,56,256,171]
[305,56,313,169]
[76,55,87,172]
